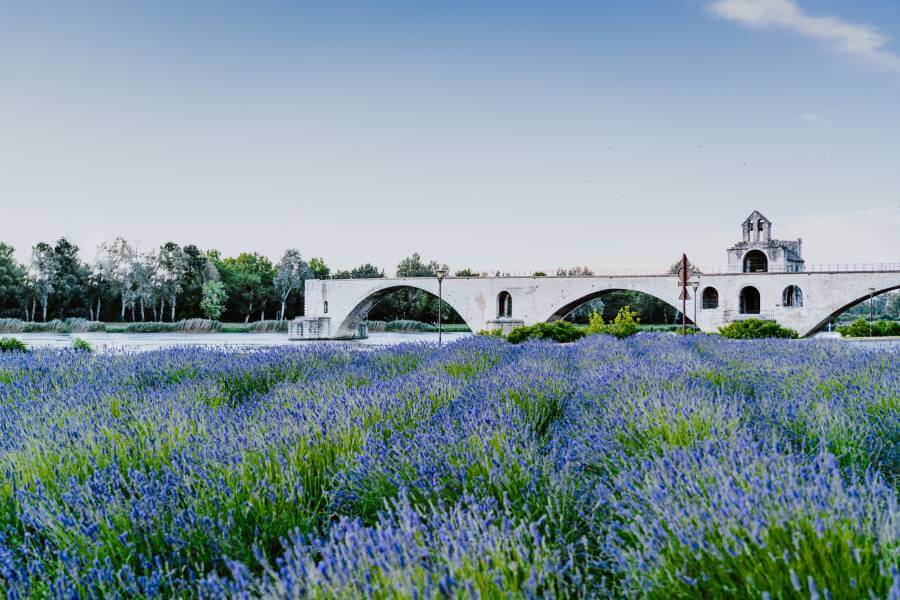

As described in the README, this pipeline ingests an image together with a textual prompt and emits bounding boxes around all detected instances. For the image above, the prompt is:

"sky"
[0,0,898,274]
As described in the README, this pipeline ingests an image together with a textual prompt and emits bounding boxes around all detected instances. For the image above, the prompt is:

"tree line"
[0,240,472,324]
[0,239,697,325]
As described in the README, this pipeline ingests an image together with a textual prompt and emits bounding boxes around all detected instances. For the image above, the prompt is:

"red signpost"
[677,253,691,336]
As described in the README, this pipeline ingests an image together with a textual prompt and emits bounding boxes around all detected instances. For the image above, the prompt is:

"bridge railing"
[698,263,900,274]
[322,263,900,280]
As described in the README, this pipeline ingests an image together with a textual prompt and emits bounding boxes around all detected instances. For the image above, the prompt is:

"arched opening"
[701,287,719,309]
[808,287,900,335]
[549,289,688,326]
[739,286,761,314]
[497,291,512,318]
[782,285,803,308]
[743,250,768,273]
[337,284,472,338]
[324,301,329,314]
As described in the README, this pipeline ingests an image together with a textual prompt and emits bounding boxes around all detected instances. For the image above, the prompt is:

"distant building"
[726,210,804,273]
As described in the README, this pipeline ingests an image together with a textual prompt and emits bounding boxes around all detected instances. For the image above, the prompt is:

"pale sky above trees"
[1,1,897,271]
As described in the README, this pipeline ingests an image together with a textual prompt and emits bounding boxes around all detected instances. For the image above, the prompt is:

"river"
[5,331,897,352]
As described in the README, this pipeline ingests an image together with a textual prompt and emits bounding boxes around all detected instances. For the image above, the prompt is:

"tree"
[217,252,276,322]
[0,243,25,315]
[334,263,384,279]
[131,252,160,322]
[29,242,56,322]
[396,253,441,278]
[308,257,330,279]
[98,237,137,321]
[51,238,88,319]
[350,263,384,279]
[274,249,312,321]
[157,243,187,321]
[454,268,479,277]
[200,281,227,320]
[556,266,594,277]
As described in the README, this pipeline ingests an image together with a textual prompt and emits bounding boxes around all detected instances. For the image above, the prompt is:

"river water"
[5,331,897,352]
[6,331,474,351]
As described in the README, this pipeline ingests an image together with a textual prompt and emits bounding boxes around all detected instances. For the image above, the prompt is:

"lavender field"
[0,336,897,598]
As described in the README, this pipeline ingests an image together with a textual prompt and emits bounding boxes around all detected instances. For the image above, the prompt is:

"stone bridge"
[293,269,900,339]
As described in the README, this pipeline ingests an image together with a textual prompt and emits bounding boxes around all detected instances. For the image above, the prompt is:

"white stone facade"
[726,211,804,273]
[299,270,900,339]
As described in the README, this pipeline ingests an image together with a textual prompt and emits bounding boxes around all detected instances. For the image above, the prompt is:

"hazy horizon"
[1,0,898,272]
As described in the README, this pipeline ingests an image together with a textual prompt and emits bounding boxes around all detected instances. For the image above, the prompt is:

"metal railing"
[322,262,900,280]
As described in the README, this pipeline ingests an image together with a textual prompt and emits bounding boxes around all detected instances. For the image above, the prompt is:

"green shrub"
[0,337,27,352]
[478,328,506,338]
[719,319,798,339]
[385,320,436,332]
[585,310,605,335]
[507,321,584,344]
[72,338,93,352]
[585,305,641,338]
[837,318,900,338]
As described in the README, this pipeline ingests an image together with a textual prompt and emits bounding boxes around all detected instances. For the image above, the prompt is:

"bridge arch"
[543,286,689,325]
[333,282,475,339]
[806,284,900,335]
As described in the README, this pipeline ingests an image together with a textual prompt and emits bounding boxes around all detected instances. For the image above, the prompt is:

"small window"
[324,301,329,314]
[701,287,719,309]
[497,291,512,318]
[782,285,803,308]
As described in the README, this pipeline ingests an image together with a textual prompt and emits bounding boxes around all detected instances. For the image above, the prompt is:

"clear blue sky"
[1,0,898,272]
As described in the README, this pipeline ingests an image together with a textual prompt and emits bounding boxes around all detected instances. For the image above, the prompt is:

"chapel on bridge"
[726,210,804,273]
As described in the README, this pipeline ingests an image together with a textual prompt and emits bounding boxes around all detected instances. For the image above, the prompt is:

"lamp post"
[436,267,448,347]
[869,287,876,336]
[691,280,700,333]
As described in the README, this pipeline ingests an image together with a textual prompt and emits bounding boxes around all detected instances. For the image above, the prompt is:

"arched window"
[324,301,329,314]
[782,285,803,307]
[743,250,768,273]
[739,286,760,314]
[701,287,719,309]
[497,291,512,318]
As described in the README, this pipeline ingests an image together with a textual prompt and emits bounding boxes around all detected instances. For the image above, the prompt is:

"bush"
[585,305,641,338]
[0,318,25,333]
[0,337,27,352]
[64,318,105,332]
[719,319,798,339]
[176,319,222,332]
[385,320,437,332]
[248,320,289,333]
[506,321,584,344]
[837,318,900,338]
[365,320,387,333]
[72,338,93,352]
[478,328,506,338]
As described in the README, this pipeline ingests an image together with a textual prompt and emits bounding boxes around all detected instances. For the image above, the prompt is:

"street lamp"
[435,266,448,346]
[869,287,876,336]
[691,280,700,333]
